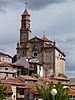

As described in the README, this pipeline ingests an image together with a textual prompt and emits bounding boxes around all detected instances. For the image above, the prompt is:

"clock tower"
[17,8,31,59]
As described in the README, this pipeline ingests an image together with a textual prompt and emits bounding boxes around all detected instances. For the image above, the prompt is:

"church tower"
[16,8,31,59]
[20,8,31,45]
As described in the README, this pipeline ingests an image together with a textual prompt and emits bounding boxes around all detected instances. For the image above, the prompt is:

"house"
[0,52,12,63]
[0,75,75,100]
[0,62,22,79]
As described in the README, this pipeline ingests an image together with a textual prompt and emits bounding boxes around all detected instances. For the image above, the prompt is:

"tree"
[36,82,69,100]
[55,82,69,100]
[36,82,53,100]
[0,83,6,100]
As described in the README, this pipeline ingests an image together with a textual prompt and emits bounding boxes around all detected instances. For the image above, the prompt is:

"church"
[16,8,65,77]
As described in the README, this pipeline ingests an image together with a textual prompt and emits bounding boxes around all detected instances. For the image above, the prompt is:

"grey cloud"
[0,48,8,52]
[0,0,68,11]
[0,9,6,13]
[28,0,68,10]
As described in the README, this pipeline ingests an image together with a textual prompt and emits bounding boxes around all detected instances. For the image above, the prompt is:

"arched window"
[34,52,37,57]
[24,23,26,28]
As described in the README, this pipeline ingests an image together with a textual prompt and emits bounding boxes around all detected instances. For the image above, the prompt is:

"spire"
[22,8,30,16]
[22,0,30,16]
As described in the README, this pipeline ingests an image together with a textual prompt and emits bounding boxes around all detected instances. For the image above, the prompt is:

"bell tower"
[17,8,31,59]
[20,8,31,46]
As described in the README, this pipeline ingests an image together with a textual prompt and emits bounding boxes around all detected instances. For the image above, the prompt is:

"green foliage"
[31,73,40,78]
[0,83,6,100]
[17,69,21,76]
[55,82,69,100]
[36,82,53,100]
[36,82,69,100]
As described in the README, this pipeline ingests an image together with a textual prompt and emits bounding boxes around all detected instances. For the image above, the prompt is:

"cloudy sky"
[0,0,75,77]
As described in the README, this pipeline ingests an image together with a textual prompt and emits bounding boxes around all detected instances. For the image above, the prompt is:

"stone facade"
[16,8,65,77]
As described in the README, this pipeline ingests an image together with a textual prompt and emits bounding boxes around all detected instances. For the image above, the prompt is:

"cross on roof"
[43,31,46,37]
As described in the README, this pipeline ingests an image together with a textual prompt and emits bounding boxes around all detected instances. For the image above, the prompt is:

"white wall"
[37,65,43,77]
[1,56,12,63]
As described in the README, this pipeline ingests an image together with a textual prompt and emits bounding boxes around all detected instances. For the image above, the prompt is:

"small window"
[5,68,8,70]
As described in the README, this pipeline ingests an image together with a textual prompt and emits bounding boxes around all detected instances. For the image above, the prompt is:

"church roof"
[41,34,53,43]
[22,8,30,16]
[14,57,29,68]
[27,36,43,43]
[42,37,49,42]
[41,34,49,42]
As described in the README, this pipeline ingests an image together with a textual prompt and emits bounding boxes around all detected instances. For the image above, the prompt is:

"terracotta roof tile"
[0,63,11,67]
[49,76,70,81]
[68,88,75,96]
[1,77,23,83]
[19,75,37,81]
[38,77,51,83]
[0,62,22,68]
[64,83,75,86]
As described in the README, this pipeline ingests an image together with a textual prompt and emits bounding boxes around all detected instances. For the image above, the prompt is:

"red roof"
[0,63,11,67]
[49,76,70,81]
[18,75,37,81]
[0,62,22,68]
[39,77,51,82]
[1,77,23,84]
[68,88,75,96]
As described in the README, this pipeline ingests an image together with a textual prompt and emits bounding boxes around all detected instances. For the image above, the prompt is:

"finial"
[43,31,46,38]
[25,0,28,8]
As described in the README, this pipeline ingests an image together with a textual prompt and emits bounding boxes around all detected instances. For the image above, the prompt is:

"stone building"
[16,8,65,77]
